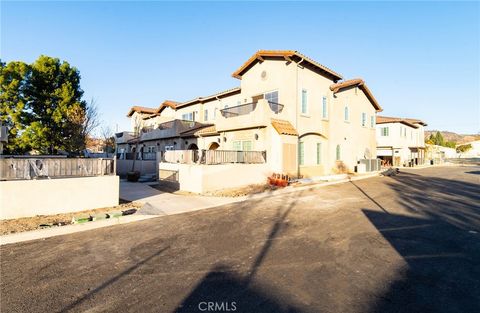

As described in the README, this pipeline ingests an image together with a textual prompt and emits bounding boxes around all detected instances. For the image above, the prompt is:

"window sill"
[300,114,311,118]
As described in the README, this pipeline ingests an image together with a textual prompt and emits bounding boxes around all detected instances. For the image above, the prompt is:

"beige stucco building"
[117,50,383,177]
[376,116,427,166]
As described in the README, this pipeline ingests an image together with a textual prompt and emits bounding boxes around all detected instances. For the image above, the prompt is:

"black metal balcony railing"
[220,102,257,118]
[268,101,284,114]
[220,101,285,118]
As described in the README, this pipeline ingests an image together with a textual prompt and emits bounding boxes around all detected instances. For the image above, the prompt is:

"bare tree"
[100,125,115,153]
[82,99,101,145]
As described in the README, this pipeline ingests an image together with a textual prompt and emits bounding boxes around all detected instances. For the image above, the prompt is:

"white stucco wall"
[0,176,119,220]
[159,162,270,193]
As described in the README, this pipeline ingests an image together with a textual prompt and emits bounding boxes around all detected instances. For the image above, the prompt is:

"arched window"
[336,144,341,161]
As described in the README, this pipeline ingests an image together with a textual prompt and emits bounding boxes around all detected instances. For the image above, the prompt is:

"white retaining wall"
[159,162,270,193]
[0,176,119,220]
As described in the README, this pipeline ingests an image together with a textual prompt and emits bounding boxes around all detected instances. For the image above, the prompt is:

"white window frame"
[301,89,308,115]
[361,112,367,127]
[381,127,389,136]
[322,96,328,119]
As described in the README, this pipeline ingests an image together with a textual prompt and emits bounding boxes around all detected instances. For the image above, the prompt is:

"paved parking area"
[1,166,479,313]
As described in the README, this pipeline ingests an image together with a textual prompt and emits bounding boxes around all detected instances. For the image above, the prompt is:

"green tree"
[434,131,445,146]
[456,144,472,153]
[0,60,31,153]
[22,55,87,154]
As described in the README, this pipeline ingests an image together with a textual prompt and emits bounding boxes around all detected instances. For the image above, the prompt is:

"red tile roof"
[232,50,343,81]
[271,119,298,136]
[330,78,382,112]
[376,116,427,128]
[126,106,157,117]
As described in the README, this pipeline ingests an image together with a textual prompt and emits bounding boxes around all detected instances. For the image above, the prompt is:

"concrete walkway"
[120,181,246,216]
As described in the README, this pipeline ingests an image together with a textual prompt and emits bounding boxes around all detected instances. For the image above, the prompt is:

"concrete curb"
[1,171,381,246]
[0,215,156,246]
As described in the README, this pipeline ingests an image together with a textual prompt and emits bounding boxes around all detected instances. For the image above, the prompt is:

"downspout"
[295,57,304,179]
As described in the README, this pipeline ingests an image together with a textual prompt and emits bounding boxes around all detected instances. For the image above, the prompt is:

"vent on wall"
[261,70,267,81]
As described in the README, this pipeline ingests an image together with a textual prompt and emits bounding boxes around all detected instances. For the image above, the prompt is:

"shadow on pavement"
[174,191,303,313]
[362,170,480,313]
[174,264,303,313]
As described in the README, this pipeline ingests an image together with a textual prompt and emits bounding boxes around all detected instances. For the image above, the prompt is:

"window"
[400,126,403,137]
[361,112,366,127]
[336,144,341,161]
[233,140,252,151]
[242,141,252,151]
[213,108,216,119]
[233,141,241,151]
[265,91,278,104]
[344,104,349,121]
[204,109,208,121]
[316,143,322,164]
[301,89,308,114]
[322,96,328,119]
[299,142,305,165]
[371,116,375,128]
[182,112,194,121]
[380,127,389,136]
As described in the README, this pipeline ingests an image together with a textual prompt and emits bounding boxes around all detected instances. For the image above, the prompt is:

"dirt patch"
[0,200,142,235]
[203,183,279,197]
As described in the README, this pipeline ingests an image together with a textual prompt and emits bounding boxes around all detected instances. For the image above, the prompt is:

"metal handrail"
[220,102,257,118]
[268,101,284,114]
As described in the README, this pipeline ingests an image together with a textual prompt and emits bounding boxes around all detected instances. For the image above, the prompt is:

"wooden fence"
[0,158,115,180]
[203,150,266,165]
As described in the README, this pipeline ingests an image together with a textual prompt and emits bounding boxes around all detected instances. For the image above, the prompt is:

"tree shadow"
[174,191,303,313]
[174,264,303,313]
[361,169,480,313]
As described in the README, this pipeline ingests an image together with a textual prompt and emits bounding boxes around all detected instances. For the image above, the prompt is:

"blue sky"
[1,1,479,134]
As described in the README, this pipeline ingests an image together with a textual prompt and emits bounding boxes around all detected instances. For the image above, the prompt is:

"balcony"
[115,131,136,144]
[216,99,285,132]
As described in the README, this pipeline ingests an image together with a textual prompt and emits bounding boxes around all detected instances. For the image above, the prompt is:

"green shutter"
[299,142,305,165]
[316,142,322,164]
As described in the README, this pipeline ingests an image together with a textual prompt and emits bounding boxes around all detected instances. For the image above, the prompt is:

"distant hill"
[425,131,480,144]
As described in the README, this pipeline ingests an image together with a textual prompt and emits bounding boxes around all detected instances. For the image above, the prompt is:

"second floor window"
[361,112,367,127]
[322,96,328,119]
[204,109,208,121]
[265,91,278,104]
[380,127,389,136]
[182,112,194,121]
[301,89,308,114]
[371,116,375,128]
[344,105,349,121]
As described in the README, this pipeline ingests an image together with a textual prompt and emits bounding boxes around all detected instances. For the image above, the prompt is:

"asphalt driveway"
[1,166,479,313]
